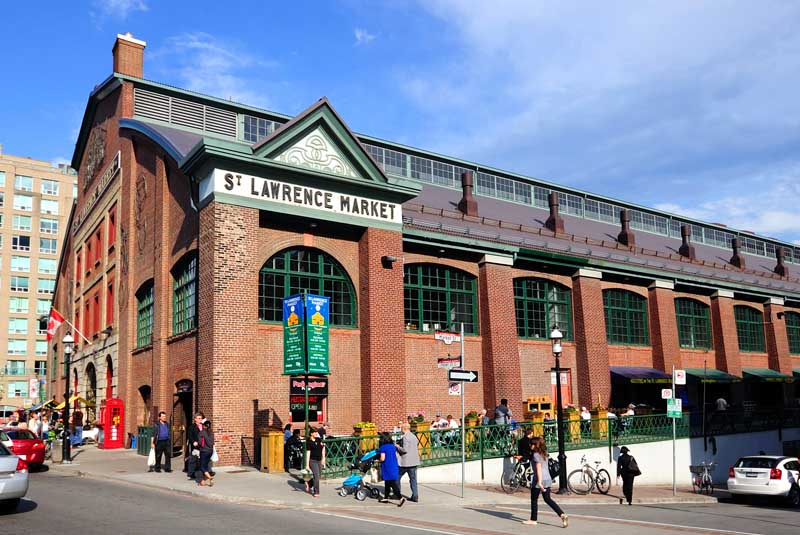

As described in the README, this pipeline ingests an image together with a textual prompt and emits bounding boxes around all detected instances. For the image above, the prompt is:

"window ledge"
[132,344,153,356]
[167,329,197,344]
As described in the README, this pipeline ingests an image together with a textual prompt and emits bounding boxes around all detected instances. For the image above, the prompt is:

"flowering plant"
[410,411,426,423]
[353,421,376,429]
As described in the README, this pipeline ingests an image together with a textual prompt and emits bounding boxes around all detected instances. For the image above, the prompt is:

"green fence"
[321,413,693,478]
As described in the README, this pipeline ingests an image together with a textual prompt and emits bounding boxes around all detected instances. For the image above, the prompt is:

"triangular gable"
[252,97,392,187]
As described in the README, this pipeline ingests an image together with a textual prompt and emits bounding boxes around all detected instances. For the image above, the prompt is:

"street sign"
[437,357,461,369]
[674,369,686,385]
[448,382,462,396]
[305,294,330,374]
[282,294,305,375]
[661,389,673,399]
[667,398,682,418]
[449,369,479,382]
[435,330,461,345]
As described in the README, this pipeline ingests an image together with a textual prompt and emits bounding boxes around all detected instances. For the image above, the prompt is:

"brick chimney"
[730,238,746,269]
[544,191,565,233]
[678,224,696,260]
[775,247,789,277]
[617,209,636,247]
[457,171,478,217]
[112,32,146,78]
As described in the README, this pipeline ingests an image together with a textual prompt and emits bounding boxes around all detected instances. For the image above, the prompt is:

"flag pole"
[49,308,92,344]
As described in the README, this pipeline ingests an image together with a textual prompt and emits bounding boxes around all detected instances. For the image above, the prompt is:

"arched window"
[785,312,800,355]
[403,264,477,334]
[172,252,197,335]
[136,280,154,348]
[514,278,572,340]
[258,247,356,327]
[603,289,649,345]
[734,305,765,352]
[674,298,711,349]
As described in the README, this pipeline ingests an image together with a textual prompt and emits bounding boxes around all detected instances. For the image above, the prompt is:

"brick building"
[50,34,800,463]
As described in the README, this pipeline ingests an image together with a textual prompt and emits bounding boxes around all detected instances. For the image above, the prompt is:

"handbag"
[548,457,560,480]
[147,447,156,467]
[211,446,219,463]
[628,456,642,477]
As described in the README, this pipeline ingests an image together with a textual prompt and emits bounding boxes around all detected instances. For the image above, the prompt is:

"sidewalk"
[47,446,718,510]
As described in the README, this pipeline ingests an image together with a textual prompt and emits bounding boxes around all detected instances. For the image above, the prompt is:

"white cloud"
[91,0,148,20]
[152,32,278,109]
[354,28,376,46]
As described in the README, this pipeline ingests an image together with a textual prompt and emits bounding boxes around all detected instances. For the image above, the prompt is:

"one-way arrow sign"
[449,369,479,382]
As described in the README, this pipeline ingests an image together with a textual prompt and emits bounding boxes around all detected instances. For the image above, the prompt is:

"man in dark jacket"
[150,411,172,472]
[617,446,639,505]
[185,412,204,478]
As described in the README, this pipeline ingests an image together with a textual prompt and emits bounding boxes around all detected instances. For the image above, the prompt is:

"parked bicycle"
[567,455,611,495]
[690,461,715,495]
[501,455,533,493]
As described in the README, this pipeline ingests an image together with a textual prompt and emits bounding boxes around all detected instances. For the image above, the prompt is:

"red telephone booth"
[99,397,124,449]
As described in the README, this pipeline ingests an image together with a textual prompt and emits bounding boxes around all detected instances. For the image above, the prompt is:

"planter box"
[353,426,378,453]
[590,410,608,439]
[411,421,431,458]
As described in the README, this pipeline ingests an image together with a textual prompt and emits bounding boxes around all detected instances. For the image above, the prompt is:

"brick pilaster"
[648,281,681,372]
[358,227,405,429]
[710,291,742,376]
[478,257,522,413]
[764,300,793,375]
[151,153,170,416]
[572,269,611,407]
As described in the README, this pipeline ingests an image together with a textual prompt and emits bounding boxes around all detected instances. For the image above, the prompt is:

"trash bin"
[131,434,137,450]
[51,439,63,463]
[260,430,285,473]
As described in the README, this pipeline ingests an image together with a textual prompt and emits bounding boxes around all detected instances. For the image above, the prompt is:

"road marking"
[309,510,465,535]
[493,506,762,535]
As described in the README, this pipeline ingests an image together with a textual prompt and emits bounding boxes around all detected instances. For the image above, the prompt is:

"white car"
[727,455,800,507]
[0,442,29,512]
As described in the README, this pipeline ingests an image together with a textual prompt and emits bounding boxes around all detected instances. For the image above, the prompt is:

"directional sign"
[449,369,479,382]
[667,398,682,418]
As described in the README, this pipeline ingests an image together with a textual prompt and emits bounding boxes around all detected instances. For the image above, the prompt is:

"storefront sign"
[290,377,328,396]
[305,294,329,374]
[210,169,402,225]
[73,150,121,234]
[282,294,305,375]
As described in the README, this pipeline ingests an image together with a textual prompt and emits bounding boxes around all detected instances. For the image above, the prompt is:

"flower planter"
[590,409,608,439]
[353,425,378,453]
[411,421,431,459]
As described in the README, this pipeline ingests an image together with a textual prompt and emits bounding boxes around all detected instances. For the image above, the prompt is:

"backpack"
[628,456,642,477]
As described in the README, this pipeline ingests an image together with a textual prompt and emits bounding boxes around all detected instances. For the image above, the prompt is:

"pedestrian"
[185,412,204,479]
[517,427,534,464]
[715,397,728,411]
[396,422,420,502]
[305,427,326,497]
[580,406,591,438]
[196,420,215,486]
[494,398,512,425]
[617,446,641,505]
[524,436,568,527]
[479,409,491,426]
[72,407,84,447]
[283,423,292,444]
[150,411,172,473]
[377,432,405,506]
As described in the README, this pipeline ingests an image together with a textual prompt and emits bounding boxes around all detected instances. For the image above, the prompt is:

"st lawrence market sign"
[208,169,402,225]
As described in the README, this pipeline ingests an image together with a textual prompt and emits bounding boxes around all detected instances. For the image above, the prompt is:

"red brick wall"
[572,274,611,406]
[648,286,681,371]
[710,295,742,376]
[764,303,793,375]
[681,350,717,369]
[608,346,654,367]
[739,353,769,369]
[518,340,578,412]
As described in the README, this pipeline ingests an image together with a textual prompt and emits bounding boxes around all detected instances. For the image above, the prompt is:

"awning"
[53,396,96,410]
[794,368,800,379]
[742,368,795,383]
[27,399,55,412]
[684,368,742,383]
[610,366,671,384]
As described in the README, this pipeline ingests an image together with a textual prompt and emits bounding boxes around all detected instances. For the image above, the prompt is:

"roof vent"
[775,247,789,278]
[678,224,696,260]
[457,171,478,217]
[617,209,636,247]
[730,238,746,269]
[544,191,565,233]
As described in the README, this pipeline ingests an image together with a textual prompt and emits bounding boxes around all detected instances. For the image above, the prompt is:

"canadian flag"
[46,309,65,342]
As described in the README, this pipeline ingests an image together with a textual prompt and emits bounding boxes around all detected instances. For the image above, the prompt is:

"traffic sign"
[661,389,673,400]
[449,369,479,382]
[667,398,682,418]
[448,382,462,396]
[674,369,686,385]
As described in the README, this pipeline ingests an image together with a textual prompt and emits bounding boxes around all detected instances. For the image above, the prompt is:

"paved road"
[1,471,795,534]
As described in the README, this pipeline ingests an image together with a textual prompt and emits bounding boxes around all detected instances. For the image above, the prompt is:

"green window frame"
[783,312,800,355]
[136,282,154,348]
[172,254,197,335]
[258,247,356,327]
[514,278,572,340]
[675,298,711,349]
[603,289,649,345]
[403,264,477,334]
[734,305,765,353]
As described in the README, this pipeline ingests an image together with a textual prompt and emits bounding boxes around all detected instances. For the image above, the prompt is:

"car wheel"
[0,498,20,513]
[787,485,800,508]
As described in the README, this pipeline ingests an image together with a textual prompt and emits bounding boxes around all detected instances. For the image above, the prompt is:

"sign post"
[668,368,686,496]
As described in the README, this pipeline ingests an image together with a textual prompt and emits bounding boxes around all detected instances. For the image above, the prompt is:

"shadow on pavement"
[0,498,38,515]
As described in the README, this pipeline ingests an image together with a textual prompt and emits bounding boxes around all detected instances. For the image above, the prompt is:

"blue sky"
[2,0,799,243]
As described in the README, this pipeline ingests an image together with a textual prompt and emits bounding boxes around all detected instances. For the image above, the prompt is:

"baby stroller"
[338,449,382,501]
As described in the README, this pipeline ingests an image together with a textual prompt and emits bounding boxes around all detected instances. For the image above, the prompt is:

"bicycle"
[690,462,715,495]
[567,455,611,495]
[501,455,533,494]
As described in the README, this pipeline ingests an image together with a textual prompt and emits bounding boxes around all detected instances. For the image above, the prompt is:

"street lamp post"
[62,333,74,464]
[550,327,569,494]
